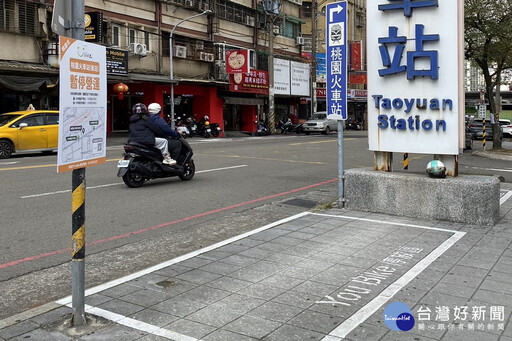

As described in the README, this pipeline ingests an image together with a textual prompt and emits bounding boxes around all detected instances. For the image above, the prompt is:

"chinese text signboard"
[225,50,249,74]
[326,1,347,120]
[230,70,269,94]
[367,0,463,155]
[57,36,107,173]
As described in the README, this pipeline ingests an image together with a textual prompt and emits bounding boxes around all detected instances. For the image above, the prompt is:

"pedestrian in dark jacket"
[128,103,176,166]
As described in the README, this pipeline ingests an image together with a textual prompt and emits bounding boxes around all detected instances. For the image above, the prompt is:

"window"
[283,20,299,39]
[45,113,59,125]
[112,25,120,47]
[144,31,150,51]
[129,28,136,45]
[0,0,36,35]
[16,114,44,127]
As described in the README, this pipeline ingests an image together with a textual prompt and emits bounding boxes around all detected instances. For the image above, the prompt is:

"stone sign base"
[345,168,500,226]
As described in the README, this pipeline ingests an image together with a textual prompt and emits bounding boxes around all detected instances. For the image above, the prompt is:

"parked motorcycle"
[117,137,195,188]
[210,123,222,137]
[197,118,212,138]
[278,119,303,134]
[255,120,270,136]
[186,117,198,137]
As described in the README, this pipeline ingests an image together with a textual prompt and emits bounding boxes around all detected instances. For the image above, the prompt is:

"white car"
[499,119,512,137]
[303,111,339,135]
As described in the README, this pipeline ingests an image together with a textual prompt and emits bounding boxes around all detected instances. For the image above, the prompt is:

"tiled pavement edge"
[1,183,511,341]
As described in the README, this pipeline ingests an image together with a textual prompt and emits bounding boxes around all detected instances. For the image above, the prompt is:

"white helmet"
[148,103,161,114]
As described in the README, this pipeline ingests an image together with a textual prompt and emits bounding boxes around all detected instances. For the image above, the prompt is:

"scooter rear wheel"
[122,171,146,188]
[179,160,195,181]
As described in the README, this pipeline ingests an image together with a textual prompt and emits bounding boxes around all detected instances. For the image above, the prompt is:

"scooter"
[255,120,269,136]
[210,123,222,137]
[117,137,195,188]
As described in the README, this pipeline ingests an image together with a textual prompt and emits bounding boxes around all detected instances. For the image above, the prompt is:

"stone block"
[344,168,500,226]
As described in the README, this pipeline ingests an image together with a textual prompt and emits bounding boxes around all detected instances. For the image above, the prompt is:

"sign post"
[326,1,347,208]
[54,0,107,326]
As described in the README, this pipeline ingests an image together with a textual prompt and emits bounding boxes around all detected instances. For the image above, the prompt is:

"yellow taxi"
[0,110,59,158]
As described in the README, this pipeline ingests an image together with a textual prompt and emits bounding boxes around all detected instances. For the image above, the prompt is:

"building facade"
[0,0,310,135]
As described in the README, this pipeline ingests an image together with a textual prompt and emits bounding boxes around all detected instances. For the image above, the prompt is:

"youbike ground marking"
[19,165,248,198]
[312,213,466,341]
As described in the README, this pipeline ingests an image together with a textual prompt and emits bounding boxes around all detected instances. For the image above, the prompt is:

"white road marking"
[315,213,466,341]
[467,166,512,173]
[20,165,248,198]
[501,190,512,205]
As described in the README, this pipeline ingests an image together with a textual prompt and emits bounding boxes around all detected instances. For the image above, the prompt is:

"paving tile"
[287,309,345,334]
[250,228,291,242]
[10,329,72,341]
[244,260,288,274]
[471,289,512,309]
[485,271,512,284]
[186,305,245,328]
[247,301,304,323]
[224,315,282,339]
[79,324,146,340]
[264,252,306,266]
[227,267,273,283]
[176,269,222,285]
[198,260,242,276]
[85,293,114,307]
[178,257,214,269]
[221,254,259,267]
[292,280,340,297]
[0,321,44,340]
[438,273,483,289]
[431,281,477,299]
[198,250,232,261]
[277,265,324,280]
[31,306,72,326]
[154,264,192,278]
[166,318,216,339]
[258,274,304,290]
[256,241,292,253]
[295,258,337,272]
[120,289,173,307]
[441,329,499,340]
[206,276,253,292]
[152,296,207,318]
[203,329,258,341]
[176,285,231,305]
[212,293,266,313]
[130,308,178,327]
[272,290,322,310]
[479,278,512,295]
[236,283,287,301]
[101,283,142,298]
[136,334,172,341]
[261,323,325,341]
[343,322,389,341]
[96,299,145,317]
[271,235,308,246]
[149,279,198,297]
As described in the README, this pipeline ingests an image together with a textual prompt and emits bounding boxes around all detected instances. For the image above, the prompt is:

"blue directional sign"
[326,1,347,120]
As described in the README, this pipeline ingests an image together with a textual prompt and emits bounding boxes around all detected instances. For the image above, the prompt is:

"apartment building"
[0,0,306,134]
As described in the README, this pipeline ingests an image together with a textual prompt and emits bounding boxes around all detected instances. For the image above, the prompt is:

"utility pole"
[70,0,87,327]
[310,0,317,116]
[268,14,276,133]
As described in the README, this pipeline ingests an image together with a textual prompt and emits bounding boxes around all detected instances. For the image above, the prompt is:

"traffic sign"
[326,1,347,121]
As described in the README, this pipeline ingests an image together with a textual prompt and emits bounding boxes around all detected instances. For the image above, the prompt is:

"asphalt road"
[0,131,510,319]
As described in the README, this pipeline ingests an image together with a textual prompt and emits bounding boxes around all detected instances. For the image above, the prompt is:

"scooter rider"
[128,103,177,166]
[147,103,182,160]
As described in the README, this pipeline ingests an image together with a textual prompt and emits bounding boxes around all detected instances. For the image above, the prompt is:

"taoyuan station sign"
[367,0,464,155]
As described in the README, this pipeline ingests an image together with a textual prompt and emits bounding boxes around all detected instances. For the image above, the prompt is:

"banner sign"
[106,48,128,75]
[85,12,103,42]
[290,61,310,96]
[326,1,348,120]
[274,58,290,95]
[350,41,362,70]
[225,50,250,74]
[57,36,107,173]
[367,0,462,154]
[229,70,269,94]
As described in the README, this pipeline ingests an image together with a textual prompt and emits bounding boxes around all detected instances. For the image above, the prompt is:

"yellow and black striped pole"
[71,168,87,326]
[482,117,486,150]
[403,153,409,170]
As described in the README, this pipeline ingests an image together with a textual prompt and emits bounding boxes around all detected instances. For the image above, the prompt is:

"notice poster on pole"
[57,36,107,173]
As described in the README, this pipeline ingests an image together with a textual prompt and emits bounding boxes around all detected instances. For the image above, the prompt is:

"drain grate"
[282,198,317,208]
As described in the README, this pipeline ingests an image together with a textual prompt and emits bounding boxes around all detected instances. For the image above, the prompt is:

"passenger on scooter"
[147,103,182,160]
[128,103,176,166]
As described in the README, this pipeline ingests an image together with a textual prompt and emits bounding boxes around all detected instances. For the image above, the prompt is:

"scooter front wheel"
[122,171,146,188]
[179,160,195,181]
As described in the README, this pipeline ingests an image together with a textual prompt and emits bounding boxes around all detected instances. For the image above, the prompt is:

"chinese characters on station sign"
[367,0,463,155]
[326,1,347,121]
[57,36,107,173]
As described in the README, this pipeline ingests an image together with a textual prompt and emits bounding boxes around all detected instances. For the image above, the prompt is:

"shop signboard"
[229,70,269,94]
[274,58,290,95]
[290,61,310,96]
[85,12,103,42]
[106,48,128,75]
[225,50,250,74]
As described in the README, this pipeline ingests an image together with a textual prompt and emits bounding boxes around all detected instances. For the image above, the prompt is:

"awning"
[285,15,306,24]
[0,75,57,92]
[223,96,265,105]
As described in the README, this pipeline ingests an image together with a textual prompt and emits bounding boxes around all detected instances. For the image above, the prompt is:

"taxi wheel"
[0,140,13,159]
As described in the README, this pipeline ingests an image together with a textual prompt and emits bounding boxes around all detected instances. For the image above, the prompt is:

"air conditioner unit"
[129,43,147,56]
[199,51,207,61]
[296,36,304,45]
[174,46,187,58]
[205,53,215,62]
[273,25,280,35]
[195,41,204,50]
[184,0,194,6]
[245,16,255,27]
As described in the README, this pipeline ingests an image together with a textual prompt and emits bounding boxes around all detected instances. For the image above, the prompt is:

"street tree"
[465,0,512,149]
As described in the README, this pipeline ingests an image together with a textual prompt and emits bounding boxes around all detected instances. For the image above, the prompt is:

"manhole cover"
[282,198,317,208]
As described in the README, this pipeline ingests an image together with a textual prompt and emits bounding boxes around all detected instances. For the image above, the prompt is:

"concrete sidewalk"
[1,184,512,340]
